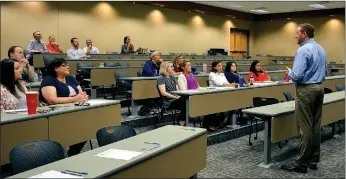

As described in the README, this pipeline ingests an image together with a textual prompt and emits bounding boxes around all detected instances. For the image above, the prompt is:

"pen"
[64,170,88,175]
[144,142,160,145]
[61,171,83,176]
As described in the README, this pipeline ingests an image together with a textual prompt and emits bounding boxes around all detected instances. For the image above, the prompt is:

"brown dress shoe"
[280,163,308,173]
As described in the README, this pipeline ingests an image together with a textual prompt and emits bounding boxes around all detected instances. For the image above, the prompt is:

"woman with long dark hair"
[0,59,27,112]
[121,36,135,54]
[224,61,241,84]
[248,60,271,82]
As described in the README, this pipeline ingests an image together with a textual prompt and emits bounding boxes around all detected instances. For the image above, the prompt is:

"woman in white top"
[209,60,236,87]
[0,59,27,112]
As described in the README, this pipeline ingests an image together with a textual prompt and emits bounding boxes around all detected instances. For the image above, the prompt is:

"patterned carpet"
[198,125,345,178]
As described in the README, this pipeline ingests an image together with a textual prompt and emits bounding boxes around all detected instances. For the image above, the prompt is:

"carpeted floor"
[198,125,345,178]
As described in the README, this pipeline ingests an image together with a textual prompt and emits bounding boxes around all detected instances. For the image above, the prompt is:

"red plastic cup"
[25,91,38,115]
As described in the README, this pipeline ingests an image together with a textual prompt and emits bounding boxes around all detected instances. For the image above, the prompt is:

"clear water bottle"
[37,69,42,82]
[249,75,254,85]
[202,63,207,74]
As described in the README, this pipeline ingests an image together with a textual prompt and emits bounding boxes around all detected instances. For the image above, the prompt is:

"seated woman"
[172,55,183,75]
[224,61,241,84]
[209,60,236,87]
[121,36,135,54]
[177,60,200,90]
[248,60,271,82]
[0,59,27,112]
[157,62,186,126]
[39,58,88,157]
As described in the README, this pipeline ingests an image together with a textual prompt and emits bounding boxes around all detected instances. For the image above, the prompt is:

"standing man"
[26,31,48,65]
[281,23,326,173]
[8,46,38,82]
[67,37,90,59]
[83,39,100,54]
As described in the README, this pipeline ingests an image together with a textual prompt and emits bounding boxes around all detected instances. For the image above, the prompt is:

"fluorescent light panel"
[308,4,327,9]
[250,9,269,13]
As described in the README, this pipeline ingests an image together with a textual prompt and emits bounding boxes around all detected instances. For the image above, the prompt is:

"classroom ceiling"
[194,1,345,14]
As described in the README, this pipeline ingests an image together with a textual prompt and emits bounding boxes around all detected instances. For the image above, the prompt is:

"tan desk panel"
[323,77,345,91]
[271,100,345,143]
[111,134,207,178]
[189,84,295,118]
[132,80,159,100]
[48,104,121,147]
[90,69,117,86]
[1,118,48,165]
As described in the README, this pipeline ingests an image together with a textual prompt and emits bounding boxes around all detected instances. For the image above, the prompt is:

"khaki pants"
[295,84,324,166]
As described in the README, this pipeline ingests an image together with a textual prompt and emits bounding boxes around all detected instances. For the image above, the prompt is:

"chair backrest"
[114,72,129,82]
[10,140,65,174]
[137,71,142,77]
[336,84,345,91]
[43,55,56,68]
[96,126,136,147]
[283,92,294,101]
[76,62,92,70]
[324,87,333,94]
[271,76,281,82]
[253,97,279,108]
[104,62,120,67]
[206,80,210,87]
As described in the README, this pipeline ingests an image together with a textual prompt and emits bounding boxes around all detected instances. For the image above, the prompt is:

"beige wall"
[0,1,255,59]
[1,1,345,63]
[253,16,345,63]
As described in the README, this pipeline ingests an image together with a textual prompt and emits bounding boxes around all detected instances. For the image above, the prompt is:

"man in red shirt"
[46,35,62,53]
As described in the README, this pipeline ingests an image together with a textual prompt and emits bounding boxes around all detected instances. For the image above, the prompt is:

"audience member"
[121,36,135,54]
[177,60,200,90]
[172,55,183,74]
[83,39,100,54]
[157,62,186,126]
[67,38,90,59]
[248,60,271,82]
[225,61,241,84]
[8,46,38,82]
[0,59,27,112]
[46,35,63,53]
[26,31,48,64]
[39,58,88,157]
[209,60,236,87]
[142,51,162,76]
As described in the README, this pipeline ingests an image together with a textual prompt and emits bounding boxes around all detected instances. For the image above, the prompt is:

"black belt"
[296,83,322,86]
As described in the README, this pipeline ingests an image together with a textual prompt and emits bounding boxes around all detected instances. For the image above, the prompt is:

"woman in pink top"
[177,60,200,90]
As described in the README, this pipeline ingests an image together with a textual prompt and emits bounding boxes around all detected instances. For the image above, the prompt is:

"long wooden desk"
[9,125,207,178]
[241,91,345,168]
[120,70,288,115]
[1,99,121,165]
[171,75,344,124]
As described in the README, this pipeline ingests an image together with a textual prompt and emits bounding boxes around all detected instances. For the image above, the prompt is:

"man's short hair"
[70,37,78,43]
[298,23,315,38]
[33,31,40,36]
[86,39,92,43]
[8,46,21,58]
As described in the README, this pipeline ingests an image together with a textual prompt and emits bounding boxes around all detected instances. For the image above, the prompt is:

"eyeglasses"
[61,64,69,67]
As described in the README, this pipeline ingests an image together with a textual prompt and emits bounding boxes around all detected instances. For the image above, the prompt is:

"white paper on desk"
[95,149,142,161]
[29,170,83,178]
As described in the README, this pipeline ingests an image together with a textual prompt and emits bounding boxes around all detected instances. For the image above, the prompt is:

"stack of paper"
[29,170,83,178]
[95,149,142,161]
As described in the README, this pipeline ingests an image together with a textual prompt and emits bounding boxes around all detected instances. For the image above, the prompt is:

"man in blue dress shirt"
[281,23,326,173]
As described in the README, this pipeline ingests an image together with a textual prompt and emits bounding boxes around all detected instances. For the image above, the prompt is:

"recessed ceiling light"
[227,4,242,8]
[308,4,327,9]
[250,9,269,13]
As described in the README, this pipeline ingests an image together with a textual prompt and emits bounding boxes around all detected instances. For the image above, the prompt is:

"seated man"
[46,35,63,53]
[67,38,90,59]
[83,39,100,54]
[26,31,48,64]
[142,51,162,77]
[8,46,38,82]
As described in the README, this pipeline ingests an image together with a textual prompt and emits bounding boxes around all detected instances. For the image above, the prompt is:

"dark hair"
[225,61,237,73]
[298,23,315,38]
[0,59,25,98]
[250,60,262,77]
[124,36,130,44]
[8,46,21,59]
[211,60,222,73]
[70,37,78,43]
[46,58,68,78]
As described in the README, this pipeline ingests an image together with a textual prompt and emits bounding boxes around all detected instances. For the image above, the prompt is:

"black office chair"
[114,72,132,114]
[283,92,294,101]
[324,87,333,94]
[96,126,136,147]
[206,80,210,87]
[76,62,92,89]
[155,85,177,128]
[10,140,65,174]
[336,84,345,91]
[249,97,279,146]
[271,76,281,82]
[136,71,142,77]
